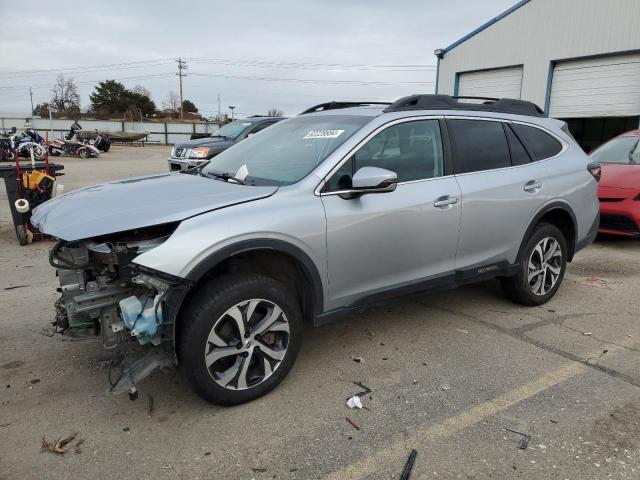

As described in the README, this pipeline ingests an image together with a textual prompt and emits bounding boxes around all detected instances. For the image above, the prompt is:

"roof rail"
[299,101,392,115]
[383,94,545,117]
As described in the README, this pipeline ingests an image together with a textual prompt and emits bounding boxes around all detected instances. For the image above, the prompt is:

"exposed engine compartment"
[49,224,185,395]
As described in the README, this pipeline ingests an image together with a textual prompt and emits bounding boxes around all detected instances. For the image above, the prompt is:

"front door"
[320,118,462,309]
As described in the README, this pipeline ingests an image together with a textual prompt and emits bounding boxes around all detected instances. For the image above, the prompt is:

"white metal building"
[435,0,640,151]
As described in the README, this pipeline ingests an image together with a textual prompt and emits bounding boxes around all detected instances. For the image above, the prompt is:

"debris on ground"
[74,438,85,454]
[441,383,451,391]
[251,467,267,473]
[29,379,40,384]
[456,328,468,334]
[4,285,29,290]
[585,277,611,289]
[345,417,361,430]
[400,449,417,480]
[41,433,80,455]
[0,423,10,427]
[505,428,530,450]
[351,381,371,398]
[583,332,593,336]
[351,356,365,364]
[347,396,363,409]
[147,393,154,417]
[550,419,558,424]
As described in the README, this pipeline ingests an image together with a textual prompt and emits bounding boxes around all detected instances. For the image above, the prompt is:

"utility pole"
[176,58,188,120]
[217,93,221,119]
[29,86,34,114]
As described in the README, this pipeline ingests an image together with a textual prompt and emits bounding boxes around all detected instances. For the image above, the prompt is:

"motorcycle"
[0,128,47,161]
[48,137,100,159]
[90,130,111,152]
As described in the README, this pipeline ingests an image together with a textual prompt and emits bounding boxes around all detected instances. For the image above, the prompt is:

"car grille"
[170,163,182,171]
[174,147,185,157]
[599,214,639,233]
[599,197,624,203]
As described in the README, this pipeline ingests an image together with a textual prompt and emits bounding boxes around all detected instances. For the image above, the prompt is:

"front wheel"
[178,274,303,405]
[78,147,91,159]
[501,223,567,306]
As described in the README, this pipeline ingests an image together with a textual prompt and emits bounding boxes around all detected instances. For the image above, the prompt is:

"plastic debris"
[456,328,468,334]
[400,449,418,480]
[583,332,593,336]
[347,395,363,409]
[345,417,361,430]
[505,428,530,450]
[441,383,451,391]
[351,356,365,364]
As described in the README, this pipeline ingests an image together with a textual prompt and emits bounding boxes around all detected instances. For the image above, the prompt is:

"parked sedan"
[590,129,640,237]
[168,116,284,171]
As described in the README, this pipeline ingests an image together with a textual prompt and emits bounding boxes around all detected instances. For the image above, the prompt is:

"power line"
[0,73,176,90]
[188,57,437,72]
[0,59,175,78]
[190,72,434,86]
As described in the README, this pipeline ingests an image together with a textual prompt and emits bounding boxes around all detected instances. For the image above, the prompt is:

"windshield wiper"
[212,134,231,140]
[199,169,249,185]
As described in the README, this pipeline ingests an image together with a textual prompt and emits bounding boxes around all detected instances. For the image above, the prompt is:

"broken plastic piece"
[347,395,363,409]
[505,428,531,450]
[107,351,172,396]
[400,449,417,480]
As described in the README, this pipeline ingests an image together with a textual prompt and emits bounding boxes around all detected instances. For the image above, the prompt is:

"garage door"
[549,53,640,118]
[457,66,523,99]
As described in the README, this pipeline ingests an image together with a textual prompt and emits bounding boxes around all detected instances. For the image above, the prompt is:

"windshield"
[590,136,640,164]
[202,115,372,185]
[213,121,254,139]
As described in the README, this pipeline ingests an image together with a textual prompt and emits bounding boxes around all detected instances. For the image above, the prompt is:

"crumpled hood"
[174,136,233,150]
[31,172,277,241]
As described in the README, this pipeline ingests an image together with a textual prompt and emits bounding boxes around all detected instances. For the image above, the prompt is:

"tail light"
[587,161,601,183]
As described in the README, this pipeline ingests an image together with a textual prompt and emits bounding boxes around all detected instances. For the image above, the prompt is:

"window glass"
[511,123,562,161]
[589,136,640,164]
[203,115,370,186]
[324,119,444,190]
[505,123,531,166]
[449,119,511,173]
[250,121,278,134]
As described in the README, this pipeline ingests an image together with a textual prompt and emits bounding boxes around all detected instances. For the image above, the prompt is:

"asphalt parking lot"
[1,146,639,480]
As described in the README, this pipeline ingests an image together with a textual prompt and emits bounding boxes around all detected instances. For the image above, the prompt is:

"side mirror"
[340,166,397,198]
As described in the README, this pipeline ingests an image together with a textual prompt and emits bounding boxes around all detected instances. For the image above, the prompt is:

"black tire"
[178,274,303,405]
[48,147,61,156]
[16,225,27,246]
[501,222,567,306]
[102,143,110,152]
[78,147,91,159]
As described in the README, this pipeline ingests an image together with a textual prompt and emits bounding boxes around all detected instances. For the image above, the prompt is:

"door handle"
[433,195,459,208]
[524,180,543,193]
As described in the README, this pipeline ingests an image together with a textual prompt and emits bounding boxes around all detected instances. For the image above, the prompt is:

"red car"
[590,129,640,237]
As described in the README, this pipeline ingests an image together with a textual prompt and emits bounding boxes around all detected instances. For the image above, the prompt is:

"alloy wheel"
[527,236,563,295]
[204,299,290,390]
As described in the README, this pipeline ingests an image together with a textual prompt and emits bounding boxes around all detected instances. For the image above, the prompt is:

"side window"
[504,123,531,166]
[448,119,511,174]
[511,123,562,161]
[249,121,277,134]
[324,119,444,191]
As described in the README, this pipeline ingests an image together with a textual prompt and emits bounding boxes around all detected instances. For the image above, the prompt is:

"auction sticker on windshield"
[303,129,345,139]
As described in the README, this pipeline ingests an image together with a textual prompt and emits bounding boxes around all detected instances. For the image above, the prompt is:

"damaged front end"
[49,223,191,396]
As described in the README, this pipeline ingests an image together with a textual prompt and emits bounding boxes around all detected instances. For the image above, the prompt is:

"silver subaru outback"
[31,95,600,405]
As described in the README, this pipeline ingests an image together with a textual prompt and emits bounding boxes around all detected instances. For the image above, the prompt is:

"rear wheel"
[178,274,303,405]
[78,147,91,159]
[501,223,567,306]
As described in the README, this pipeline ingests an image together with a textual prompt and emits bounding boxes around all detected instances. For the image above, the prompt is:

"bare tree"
[267,108,284,117]
[50,75,80,115]
[131,84,152,99]
[163,91,180,111]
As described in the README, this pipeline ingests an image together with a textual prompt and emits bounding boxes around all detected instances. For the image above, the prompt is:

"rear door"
[321,118,461,308]
[448,118,558,270]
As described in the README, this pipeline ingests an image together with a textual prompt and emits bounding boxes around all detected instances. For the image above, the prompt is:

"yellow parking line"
[326,342,633,479]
